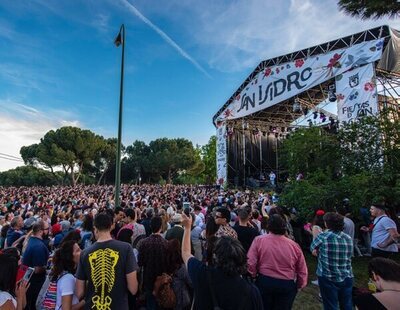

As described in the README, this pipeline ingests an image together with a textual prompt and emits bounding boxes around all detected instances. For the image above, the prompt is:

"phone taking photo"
[23,267,35,282]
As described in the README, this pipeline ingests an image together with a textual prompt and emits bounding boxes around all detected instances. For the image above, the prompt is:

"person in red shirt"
[247,214,308,310]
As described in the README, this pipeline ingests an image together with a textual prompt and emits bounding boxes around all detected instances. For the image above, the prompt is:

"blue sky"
[1,0,400,171]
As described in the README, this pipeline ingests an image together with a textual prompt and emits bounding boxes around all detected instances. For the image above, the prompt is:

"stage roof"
[213,25,400,130]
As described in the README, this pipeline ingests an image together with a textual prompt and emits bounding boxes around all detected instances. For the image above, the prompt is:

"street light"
[114,24,125,209]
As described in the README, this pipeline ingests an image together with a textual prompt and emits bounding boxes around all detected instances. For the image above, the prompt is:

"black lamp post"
[114,24,125,209]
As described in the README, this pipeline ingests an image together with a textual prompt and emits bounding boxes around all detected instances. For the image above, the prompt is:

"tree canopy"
[338,0,400,20]
[279,110,400,220]
[20,127,105,186]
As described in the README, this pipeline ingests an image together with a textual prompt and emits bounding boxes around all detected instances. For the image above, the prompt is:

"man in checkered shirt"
[310,212,353,310]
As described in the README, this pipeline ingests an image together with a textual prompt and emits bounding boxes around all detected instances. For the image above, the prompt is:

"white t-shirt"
[0,291,17,308]
[56,273,79,309]
[371,215,398,252]
[194,213,204,227]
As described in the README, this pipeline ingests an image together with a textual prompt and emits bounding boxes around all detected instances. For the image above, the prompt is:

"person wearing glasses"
[214,208,238,239]
[22,220,50,310]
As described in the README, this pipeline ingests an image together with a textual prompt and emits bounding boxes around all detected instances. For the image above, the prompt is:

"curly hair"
[212,236,247,276]
[50,240,77,280]
[60,230,81,246]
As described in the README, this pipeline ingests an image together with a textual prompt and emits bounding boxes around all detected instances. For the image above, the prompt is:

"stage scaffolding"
[214,25,400,188]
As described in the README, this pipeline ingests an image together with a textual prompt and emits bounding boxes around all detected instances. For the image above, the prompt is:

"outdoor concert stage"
[213,25,400,188]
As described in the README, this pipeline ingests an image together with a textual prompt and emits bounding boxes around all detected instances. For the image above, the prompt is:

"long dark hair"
[50,240,77,280]
[165,239,183,274]
[205,217,219,238]
[0,253,18,296]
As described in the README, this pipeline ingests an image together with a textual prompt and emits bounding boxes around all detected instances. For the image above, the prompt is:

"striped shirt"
[310,230,353,282]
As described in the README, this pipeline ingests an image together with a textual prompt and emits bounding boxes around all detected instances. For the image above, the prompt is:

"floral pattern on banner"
[335,63,378,125]
[215,38,384,124]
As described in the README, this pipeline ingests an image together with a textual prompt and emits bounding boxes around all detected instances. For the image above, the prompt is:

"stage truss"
[214,26,400,187]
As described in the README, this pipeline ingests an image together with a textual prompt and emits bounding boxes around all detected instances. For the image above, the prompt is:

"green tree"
[280,127,340,179]
[338,0,400,20]
[0,166,60,186]
[338,116,383,175]
[93,138,118,185]
[149,138,200,183]
[124,140,151,183]
[200,135,217,184]
[20,127,105,186]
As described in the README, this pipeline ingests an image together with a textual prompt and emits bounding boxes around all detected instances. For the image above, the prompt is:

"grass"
[292,252,371,309]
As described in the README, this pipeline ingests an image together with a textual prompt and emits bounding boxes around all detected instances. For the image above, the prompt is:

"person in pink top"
[247,214,308,310]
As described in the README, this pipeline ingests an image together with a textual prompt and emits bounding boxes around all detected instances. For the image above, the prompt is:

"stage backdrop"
[215,38,384,123]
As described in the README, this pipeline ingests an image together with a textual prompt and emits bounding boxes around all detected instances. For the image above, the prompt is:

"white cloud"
[0,99,81,171]
[167,0,400,72]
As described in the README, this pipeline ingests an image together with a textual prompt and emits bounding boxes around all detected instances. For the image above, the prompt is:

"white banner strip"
[216,123,227,186]
[336,63,378,124]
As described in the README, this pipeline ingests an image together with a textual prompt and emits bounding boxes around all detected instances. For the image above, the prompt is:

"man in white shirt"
[193,205,204,227]
[361,203,399,258]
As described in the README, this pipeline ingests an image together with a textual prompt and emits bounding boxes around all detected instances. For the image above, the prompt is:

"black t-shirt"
[354,293,387,310]
[76,239,138,310]
[233,225,259,252]
[187,257,263,310]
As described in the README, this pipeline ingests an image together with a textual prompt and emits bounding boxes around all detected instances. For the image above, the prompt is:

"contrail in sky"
[120,0,211,78]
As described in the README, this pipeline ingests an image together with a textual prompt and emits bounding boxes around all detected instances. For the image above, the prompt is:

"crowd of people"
[0,184,399,310]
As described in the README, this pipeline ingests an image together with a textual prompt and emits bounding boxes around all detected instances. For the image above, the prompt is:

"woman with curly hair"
[181,214,263,310]
[49,240,84,309]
